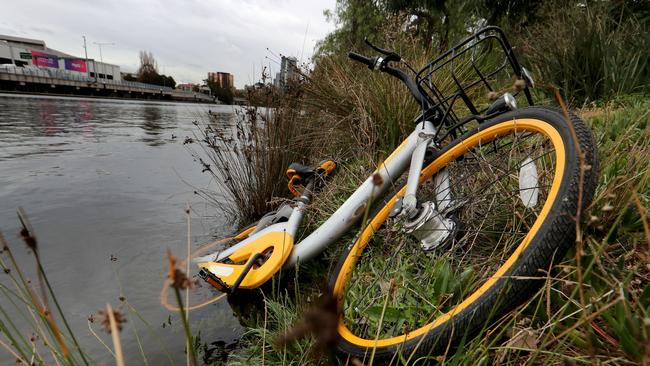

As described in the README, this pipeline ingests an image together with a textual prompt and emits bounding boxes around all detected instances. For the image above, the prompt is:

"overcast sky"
[0,0,337,87]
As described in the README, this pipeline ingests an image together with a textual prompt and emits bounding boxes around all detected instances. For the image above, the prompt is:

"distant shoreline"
[0,90,220,105]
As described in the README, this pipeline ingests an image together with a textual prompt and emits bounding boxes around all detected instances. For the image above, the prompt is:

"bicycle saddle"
[285,160,337,197]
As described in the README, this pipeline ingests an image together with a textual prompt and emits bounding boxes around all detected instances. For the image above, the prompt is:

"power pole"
[82,36,89,78]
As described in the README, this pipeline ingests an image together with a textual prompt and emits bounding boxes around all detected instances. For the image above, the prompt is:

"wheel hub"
[403,201,456,251]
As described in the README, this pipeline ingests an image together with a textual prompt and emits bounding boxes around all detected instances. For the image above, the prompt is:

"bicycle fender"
[197,227,294,291]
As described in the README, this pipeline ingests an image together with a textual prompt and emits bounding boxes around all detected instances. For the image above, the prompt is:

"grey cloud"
[1,0,335,87]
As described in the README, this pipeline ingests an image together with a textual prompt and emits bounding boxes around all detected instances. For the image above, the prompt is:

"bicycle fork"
[398,121,457,251]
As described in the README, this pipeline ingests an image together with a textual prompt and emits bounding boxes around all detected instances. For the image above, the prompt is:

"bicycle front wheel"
[330,107,598,362]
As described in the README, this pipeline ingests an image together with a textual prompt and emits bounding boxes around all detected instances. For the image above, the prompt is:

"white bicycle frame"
[197,119,438,268]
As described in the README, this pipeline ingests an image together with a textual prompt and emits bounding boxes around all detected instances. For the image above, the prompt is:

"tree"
[164,75,176,89]
[137,51,159,84]
[207,79,234,104]
[135,51,176,88]
[384,0,485,52]
[318,0,385,54]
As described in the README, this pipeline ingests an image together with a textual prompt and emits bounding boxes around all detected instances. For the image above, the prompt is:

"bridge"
[0,66,216,103]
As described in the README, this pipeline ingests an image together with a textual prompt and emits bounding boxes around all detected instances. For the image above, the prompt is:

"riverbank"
[0,89,218,104]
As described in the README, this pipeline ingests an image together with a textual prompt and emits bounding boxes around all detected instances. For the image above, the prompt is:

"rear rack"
[416,26,534,141]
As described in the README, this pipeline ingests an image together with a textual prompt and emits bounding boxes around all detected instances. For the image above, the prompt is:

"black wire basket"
[416,26,534,142]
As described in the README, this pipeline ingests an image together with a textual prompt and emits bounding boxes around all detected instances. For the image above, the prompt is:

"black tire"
[330,106,598,363]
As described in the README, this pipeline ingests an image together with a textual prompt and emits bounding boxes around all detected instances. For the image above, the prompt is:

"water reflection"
[72,101,96,137]
[0,95,190,160]
[140,104,180,146]
[141,105,164,146]
[38,100,62,135]
[208,110,236,122]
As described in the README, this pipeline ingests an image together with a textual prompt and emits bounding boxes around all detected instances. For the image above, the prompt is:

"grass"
[184,76,327,225]
[516,1,650,106]
[0,214,92,365]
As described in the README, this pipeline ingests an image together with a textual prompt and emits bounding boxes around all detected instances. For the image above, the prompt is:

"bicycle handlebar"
[348,50,431,109]
[348,52,375,68]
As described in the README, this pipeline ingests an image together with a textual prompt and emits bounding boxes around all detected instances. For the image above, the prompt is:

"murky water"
[0,94,242,364]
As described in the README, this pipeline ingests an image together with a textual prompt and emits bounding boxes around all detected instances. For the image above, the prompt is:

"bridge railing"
[0,65,174,92]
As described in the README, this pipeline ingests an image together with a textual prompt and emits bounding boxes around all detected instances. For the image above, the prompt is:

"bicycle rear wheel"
[330,107,598,362]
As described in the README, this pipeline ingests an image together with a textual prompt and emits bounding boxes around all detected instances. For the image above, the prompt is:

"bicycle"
[190,27,599,361]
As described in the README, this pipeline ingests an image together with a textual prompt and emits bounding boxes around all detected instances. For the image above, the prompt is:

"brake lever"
[364,37,390,54]
[364,37,401,62]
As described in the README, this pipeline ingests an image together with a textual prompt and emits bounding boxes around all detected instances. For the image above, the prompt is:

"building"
[207,71,233,89]
[275,56,298,87]
[0,34,218,103]
[0,34,121,81]
[274,72,281,87]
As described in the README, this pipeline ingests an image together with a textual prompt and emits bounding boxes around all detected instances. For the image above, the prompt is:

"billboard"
[31,51,59,68]
[64,59,87,73]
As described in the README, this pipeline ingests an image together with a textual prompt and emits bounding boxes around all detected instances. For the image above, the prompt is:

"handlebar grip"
[348,52,373,67]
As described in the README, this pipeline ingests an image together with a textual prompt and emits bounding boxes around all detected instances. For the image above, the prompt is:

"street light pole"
[93,42,115,81]
[82,36,89,78]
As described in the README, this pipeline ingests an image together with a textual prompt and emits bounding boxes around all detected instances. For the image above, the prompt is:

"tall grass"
[185,26,426,226]
[518,1,650,105]
[305,20,459,157]
[186,75,343,226]
[0,213,93,365]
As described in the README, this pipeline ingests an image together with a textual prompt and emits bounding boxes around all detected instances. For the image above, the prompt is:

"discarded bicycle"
[191,27,598,361]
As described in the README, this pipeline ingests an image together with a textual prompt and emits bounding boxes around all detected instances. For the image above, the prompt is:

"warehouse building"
[0,34,121,81]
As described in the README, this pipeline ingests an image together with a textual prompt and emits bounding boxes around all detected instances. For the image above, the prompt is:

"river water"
[0,94,242,364]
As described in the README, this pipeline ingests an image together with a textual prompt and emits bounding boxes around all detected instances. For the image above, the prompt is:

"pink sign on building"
[31,51,59,68]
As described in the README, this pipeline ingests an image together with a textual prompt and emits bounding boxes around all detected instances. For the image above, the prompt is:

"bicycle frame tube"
[204,121,436,269]
[286,120,436,266]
